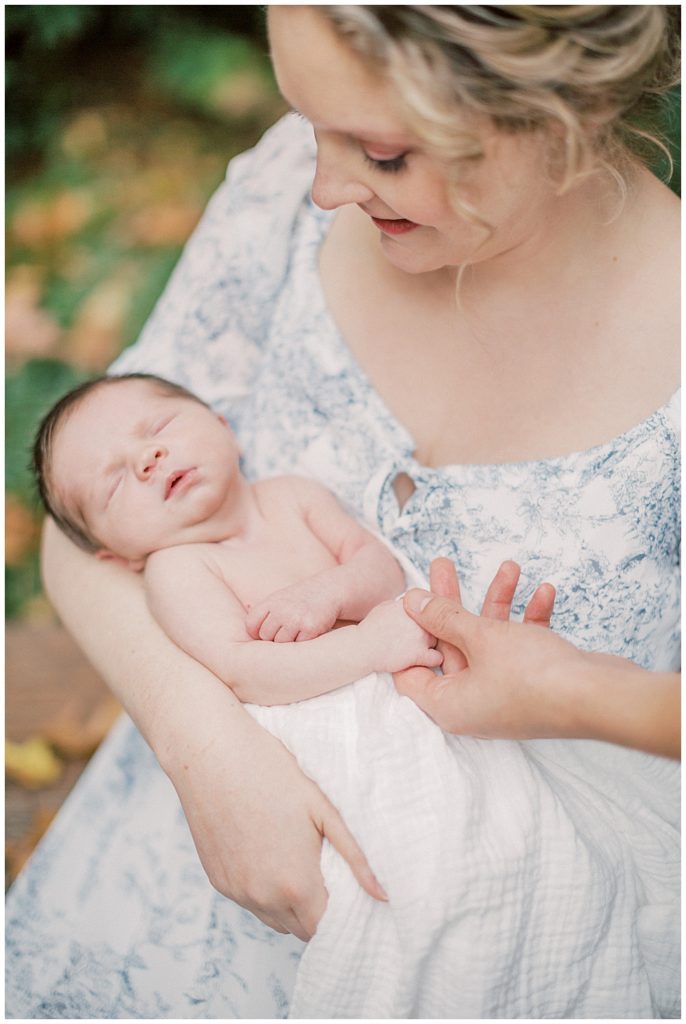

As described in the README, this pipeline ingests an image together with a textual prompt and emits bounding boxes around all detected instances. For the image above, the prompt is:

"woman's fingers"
[429,557,462,602]
[317,803,388,904]
[428,559,467,671]
[404,590,477,653]
[480,560,521,620]
[523,582,556,627]
[288,887,327,943]
[394,664,443,704]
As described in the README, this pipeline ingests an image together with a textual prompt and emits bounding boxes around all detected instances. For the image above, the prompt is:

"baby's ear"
[95,549,146,573]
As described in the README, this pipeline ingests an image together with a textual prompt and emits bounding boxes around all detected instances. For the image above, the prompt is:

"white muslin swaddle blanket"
[247,553,680,1019]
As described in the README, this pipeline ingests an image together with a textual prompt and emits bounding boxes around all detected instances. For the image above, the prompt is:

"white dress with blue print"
[5,115,680,1019]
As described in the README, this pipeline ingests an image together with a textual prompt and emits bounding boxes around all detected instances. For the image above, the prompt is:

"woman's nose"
[310,136,375,210]
[136,445,168,480]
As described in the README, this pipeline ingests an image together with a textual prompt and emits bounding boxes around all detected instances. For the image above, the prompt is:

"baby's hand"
[246,580,341,642]
[359,600,443,675]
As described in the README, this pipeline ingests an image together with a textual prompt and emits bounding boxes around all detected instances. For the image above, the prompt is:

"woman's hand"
[394,558,560,738]
[396,558,680,758]
[163,704,387,942]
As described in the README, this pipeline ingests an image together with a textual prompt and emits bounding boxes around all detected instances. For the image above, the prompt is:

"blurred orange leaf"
[43,695,121,760]
[5,266,62,363]
[126,201,201,246]
[5,495,41,567]
[63,267,136,370]
[11,189,94,247]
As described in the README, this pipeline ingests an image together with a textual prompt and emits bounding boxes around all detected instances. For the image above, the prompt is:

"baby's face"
[51,379,242,564]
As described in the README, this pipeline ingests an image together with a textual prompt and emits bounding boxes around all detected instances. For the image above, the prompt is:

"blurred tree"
[6,5,273,172]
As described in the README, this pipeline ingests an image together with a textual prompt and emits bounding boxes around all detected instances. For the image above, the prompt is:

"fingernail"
[405,589,432,613]
[374,878,389,902]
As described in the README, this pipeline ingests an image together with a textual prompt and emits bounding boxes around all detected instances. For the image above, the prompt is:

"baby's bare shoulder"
[255,473,333,508]
[145,543,223,581]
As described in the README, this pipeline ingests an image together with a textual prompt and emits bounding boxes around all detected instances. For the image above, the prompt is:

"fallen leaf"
[12,189,94,247]
[44,695,121,760]
[126,201,201,246]
[5,496,41,567]
[61,110,108,160]
[63,269,135,370]
[210,69,273,118]
[5,266,62,363]
[5,737,64,789]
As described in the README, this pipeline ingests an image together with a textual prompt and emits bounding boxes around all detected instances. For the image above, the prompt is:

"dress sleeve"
[662,388,680,443]
[110,113,316,414]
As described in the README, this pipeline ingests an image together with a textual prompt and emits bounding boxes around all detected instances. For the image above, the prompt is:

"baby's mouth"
[165,468,195,499]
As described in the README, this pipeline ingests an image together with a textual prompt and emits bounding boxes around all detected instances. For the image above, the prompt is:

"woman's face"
[268,6,558,276]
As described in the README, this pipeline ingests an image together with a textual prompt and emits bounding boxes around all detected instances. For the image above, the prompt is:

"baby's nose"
[137,445,167,480]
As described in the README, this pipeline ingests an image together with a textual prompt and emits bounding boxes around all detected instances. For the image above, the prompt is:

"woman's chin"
[379,236,456,276]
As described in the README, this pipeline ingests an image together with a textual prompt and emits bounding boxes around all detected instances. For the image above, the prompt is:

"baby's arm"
[145,546,441,706]
[246,478,406,642]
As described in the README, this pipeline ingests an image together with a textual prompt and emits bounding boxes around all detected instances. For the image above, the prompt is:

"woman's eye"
[363,152,408,174]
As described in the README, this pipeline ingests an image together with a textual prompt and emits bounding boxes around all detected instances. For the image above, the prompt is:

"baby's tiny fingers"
[258,614,280,642]
[245,603,267,637]
[421,649,444,669]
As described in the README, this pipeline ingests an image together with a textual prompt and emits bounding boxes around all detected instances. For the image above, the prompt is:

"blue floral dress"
[6,115,680,1019]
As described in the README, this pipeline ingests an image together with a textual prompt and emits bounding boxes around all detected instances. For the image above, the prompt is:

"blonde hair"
[321,5,679,197]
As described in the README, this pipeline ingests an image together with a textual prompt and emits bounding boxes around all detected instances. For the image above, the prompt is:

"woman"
[6,5,679,1018]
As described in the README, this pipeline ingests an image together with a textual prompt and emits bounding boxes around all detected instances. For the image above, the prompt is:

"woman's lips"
[370,216,420,235]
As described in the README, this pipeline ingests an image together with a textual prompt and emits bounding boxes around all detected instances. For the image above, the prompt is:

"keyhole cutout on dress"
[392,471,416,512]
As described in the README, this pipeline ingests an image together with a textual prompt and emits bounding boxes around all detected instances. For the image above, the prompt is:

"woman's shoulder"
[629,168,679,291]
[110,115,317,398]
[216,112,316,222]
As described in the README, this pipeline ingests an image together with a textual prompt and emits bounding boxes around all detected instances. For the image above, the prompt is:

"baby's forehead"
[81,378,172,417]
[56,380,162,447]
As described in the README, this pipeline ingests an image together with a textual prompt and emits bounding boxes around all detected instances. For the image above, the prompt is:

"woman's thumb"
[403,590,473,652]
[321,805,388,903]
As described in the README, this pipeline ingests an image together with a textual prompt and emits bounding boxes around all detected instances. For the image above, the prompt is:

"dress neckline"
[305,200,680,476]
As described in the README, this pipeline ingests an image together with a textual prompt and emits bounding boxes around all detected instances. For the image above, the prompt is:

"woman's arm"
[41,518,387,938]
[397,559,680,760]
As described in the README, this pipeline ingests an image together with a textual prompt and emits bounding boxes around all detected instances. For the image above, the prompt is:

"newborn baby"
[34,372,442,705]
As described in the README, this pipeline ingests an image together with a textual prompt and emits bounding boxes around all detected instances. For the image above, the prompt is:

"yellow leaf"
[5,737,64,789]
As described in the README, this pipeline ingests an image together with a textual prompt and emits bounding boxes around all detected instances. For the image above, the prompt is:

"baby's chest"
[213,519,338,606]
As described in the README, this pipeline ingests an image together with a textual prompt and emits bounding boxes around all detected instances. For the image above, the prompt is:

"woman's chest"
[316,208,679,467]
[236,280,679,668]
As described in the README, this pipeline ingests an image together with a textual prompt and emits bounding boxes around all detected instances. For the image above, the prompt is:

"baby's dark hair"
[33,372,209,553]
